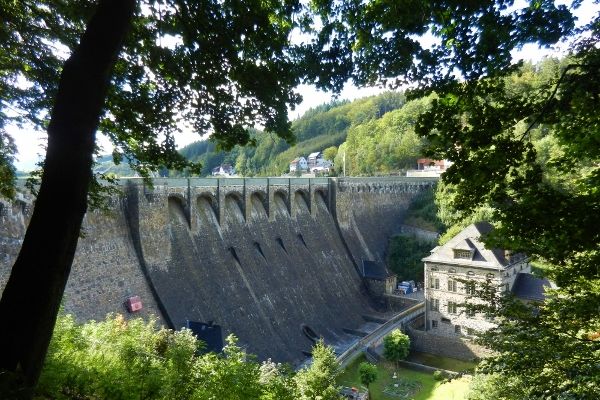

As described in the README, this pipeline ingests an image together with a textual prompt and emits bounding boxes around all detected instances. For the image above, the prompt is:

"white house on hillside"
[289,157,308,172]
[307,151,333,171]
[407,158,453,177]
[307,152,322,168]
[422,222,540,337]
[212,164,235,177]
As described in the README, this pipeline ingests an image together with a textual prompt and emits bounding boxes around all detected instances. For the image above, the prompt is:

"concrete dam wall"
[0,177,435,365]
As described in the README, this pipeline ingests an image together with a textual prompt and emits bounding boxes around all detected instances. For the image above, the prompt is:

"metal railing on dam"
[14,175,438,223]
[110,176,438,188]
[14,176,437,191]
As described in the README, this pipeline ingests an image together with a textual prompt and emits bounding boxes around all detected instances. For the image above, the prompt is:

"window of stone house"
[454,249,473,259]
[486,273,495,279]
[441,317,451,324]
[455,325,461,334]
[431,320,438,328]
[448,279,457,292]
[466,282,476,295]
[431,266,438,271]
[454,249,473,260]
[430,298,439,311]
[431,278,440,289]
[466,307,475,317]
[467,271,475,276]
[447,301,458,314]
[448,268,456,273]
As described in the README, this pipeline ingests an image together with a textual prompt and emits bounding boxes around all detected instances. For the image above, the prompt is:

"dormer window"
[453,249,473,260]
[453,239,475,260]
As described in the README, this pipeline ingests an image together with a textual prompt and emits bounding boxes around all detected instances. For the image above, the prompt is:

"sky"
[9,0,598,171]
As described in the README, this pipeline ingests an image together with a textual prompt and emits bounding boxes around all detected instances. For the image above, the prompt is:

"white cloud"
[10,124,45,171]
[290,83,388,120]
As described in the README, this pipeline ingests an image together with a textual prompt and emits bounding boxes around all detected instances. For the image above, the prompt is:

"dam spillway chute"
[168,195,190,228]
[250,192,268,220]
[313,189,329,214]
[272,190,290,219]
[196,194,218,226]
[293,190,310,215]
[224,192,245,225]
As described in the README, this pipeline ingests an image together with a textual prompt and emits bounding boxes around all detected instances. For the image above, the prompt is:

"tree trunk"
[0,0,135,393]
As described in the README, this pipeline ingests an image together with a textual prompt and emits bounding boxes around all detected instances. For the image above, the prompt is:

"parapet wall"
[0,177,435,365]
[406,325,493,361]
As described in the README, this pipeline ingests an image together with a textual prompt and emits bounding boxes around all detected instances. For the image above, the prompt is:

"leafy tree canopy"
[425,53,600,399]
[0,0,320,191]
[27,313,345,400]
[295,340,342,400]
[323,145,338,162]
[312,1,597,396]
[383,329,410,367]
[358,362,378,394]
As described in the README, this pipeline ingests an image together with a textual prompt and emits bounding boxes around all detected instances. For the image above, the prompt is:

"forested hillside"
[97,59,568,181]
[177,91,420,176]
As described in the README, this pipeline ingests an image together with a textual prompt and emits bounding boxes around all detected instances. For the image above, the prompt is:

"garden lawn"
[337,356,471,400]
[406,351,477,372]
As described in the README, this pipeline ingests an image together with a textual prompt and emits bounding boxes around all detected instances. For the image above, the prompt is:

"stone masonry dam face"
[0,177,435,365]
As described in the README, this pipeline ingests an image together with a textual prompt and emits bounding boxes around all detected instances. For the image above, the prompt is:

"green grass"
[406,351,477,372]
[337,356,471,400]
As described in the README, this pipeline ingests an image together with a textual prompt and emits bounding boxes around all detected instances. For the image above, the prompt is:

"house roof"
[417,158,445,166]
[186,320,224,353]
[422,222,512,270]
[361,260,393,280]
[308,152,321,158]
[511,273,552,301]
[290,158,300,163]
[453,238,474,251]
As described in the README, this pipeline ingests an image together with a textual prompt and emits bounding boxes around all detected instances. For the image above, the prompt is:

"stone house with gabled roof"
[422,222,532,337]
[360,259,397,297]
